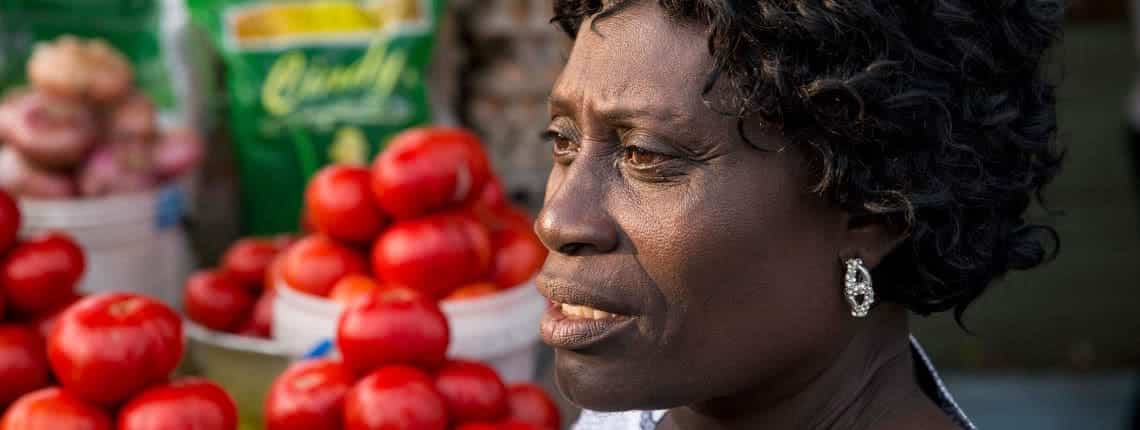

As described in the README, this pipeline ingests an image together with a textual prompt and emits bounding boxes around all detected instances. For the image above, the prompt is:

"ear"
[840,213,908,269]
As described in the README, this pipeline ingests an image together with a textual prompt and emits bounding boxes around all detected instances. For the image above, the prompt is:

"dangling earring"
[844,258,874,318]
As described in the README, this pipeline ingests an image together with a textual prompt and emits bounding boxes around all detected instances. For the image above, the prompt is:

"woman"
[533,0,1063,429]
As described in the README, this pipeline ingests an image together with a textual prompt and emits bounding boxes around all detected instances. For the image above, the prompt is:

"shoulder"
[572,409,659,430]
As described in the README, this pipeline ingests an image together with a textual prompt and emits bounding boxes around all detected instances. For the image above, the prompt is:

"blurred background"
[1,0,1138,429]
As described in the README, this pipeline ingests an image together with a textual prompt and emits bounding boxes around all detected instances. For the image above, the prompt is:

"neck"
[664,305,925,430]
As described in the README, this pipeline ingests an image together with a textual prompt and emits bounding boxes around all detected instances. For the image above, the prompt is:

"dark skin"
[533,3,959,430]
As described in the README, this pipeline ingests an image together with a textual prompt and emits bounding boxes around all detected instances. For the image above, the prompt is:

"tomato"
[0,190,19,255]
[433,360,508,424]
[443,283,499,302]
[221,238,281,290]
[499,421,546,430]
[329,275,383,306]
[281,235,367,297]
[370,127,491,219]
[0,326,49,408]
[264,359,354,430]
[455,424,499,430]
[265,254,286,292]
[0,293,5,321]
[184,270,255,333]
[236,289,275,338]
[505,384,560,430]
[0,387,112,430]
[336,288,449,375]
[488,227,546,289]
[345,365,448,430]
[471,176,507,213]
[48,293,183,407]
[372,213,491,299]
[0,233,85,314]
[117,378,237,430]
[306,165,387,243]
[26,292,82,339]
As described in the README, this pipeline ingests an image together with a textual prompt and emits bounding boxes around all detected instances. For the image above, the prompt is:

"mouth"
[536,274,641,350]
[539,300,637,350]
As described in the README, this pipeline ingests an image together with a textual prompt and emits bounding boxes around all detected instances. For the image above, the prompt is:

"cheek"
[621,157,849,375]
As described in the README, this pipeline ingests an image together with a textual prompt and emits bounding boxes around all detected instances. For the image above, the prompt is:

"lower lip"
[539,303,636,350]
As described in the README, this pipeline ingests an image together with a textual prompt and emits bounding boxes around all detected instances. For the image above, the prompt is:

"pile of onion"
[0,35,202,199]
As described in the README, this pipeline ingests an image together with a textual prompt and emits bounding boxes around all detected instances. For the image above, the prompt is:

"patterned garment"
[572,336,976,430]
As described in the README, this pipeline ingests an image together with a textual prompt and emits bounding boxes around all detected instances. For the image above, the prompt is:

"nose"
[535,164,619,256]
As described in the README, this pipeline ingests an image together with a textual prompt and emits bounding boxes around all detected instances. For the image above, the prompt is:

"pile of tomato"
[182,127,548,338]
[0,190,237,429]
[266,285,560,430]
[290,126,546,302]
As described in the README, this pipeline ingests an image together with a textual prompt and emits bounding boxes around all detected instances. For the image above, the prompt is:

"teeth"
[558,303,617,320]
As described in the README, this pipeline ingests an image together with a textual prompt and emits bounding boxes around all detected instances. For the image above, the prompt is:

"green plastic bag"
[187,0,445,235]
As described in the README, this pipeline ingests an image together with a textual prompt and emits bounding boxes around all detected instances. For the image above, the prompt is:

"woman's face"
[535,3,861,411]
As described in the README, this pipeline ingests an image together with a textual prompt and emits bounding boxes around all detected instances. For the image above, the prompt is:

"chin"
[553,348,682,412]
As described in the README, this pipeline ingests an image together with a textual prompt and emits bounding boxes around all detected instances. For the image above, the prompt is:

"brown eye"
[623,146,667,167]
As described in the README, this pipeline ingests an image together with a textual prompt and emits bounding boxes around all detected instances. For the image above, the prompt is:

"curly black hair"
[552,0,1064,320]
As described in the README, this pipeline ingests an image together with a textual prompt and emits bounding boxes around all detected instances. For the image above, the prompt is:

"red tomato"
[306,165,387,243]
[0,233,85,314]
[184,270,255,332]
[1,388,111,430]
[221,238,281,289]
[236,289,275,338]
[472,176,507,212]
[433,360,508,424]
[281,235,367,297]
[0,293,4,321]
[27,292,83,339]
[0,326,49,408]
[345,365,448,430]
[489,227,547,289]
[265,254,286,292]
[370,127,491,219]
[455,424,499,430]
[264,359,354,430]
[48,293,183,407]
[0,190,19,255]
[117,378,237,430]
[329,275,382,306]
[505,384,560,430]
[499,421,545,430]
[336,288,449,375]
[443,283,499,302]
[372,213,491,298]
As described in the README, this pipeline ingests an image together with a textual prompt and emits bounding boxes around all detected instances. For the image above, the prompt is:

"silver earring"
[844,258,874,318]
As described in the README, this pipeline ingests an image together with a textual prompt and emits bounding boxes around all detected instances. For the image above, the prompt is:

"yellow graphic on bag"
[329,126,369,165]
[227,0,423,47]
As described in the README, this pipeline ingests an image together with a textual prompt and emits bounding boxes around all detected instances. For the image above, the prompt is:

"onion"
[0,146,76,199]
[152,128,204,180]
[26,36,133,104]
[77,140,156,197]
[109,92,157,139]
[1,90,98,169]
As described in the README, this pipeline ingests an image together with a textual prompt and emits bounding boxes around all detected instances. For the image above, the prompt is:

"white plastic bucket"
[273,282,547,382]
[16,182,195,308]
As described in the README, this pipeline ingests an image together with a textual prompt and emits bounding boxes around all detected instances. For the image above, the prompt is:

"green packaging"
[187,0,444,235]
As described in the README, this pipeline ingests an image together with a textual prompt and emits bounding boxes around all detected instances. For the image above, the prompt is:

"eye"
[622,146,669,168]
[542,130,579,159]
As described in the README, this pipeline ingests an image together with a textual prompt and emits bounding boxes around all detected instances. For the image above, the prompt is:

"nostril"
[558,242,585,255]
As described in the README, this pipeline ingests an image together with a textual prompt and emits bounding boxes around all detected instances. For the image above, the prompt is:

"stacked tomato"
[182,236,293,338]
[280,126,546,304]
[266,286,561,430]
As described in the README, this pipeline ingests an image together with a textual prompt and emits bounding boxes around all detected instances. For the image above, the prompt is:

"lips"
[536,274,638,350]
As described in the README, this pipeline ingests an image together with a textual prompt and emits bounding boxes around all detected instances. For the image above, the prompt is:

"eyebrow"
[547,93,684,125]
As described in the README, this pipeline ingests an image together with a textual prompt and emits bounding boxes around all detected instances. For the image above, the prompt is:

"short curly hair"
[552,0,1064,320]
